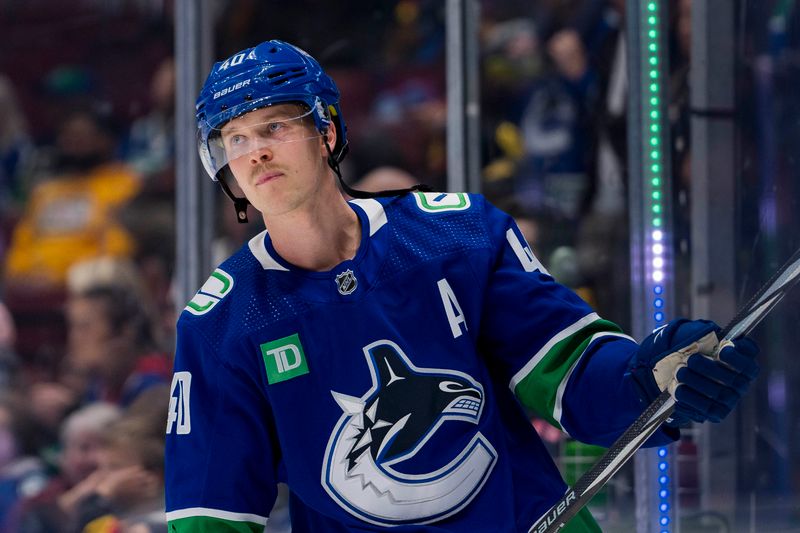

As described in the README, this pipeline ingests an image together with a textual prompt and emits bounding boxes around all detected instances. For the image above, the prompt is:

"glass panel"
[479,1,637,527]
[479,1,800,531]
[731,1,800,528]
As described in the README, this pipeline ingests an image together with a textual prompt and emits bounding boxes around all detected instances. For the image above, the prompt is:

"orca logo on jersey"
[322,340,497,526]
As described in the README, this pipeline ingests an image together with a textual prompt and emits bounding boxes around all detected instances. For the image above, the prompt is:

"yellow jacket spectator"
[4,162,139,286]
[4,108,141,287]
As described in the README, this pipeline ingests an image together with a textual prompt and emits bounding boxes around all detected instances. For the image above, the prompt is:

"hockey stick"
[530,245,800,533]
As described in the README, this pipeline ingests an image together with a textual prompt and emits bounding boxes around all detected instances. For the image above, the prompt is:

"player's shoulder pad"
[183,267,235,316]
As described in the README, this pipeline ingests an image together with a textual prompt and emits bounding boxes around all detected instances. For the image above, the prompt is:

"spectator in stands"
[125,56,175,193]
[118,56,179,346]
[8,402,121,533]
[2,107,141,366]
[479,15,594,250]
[0,394,50,527]
[25,257,166,444]
[371,5,448,190]
[64,282,171,407]
[0,302,15,358]
[0,302,19,390]
[480,17,543,205]
[27,258,171,437]
[3,106,141,290]
[117,192,177,353]
[0,75,33,257]
[348,166,418,195]
[74,386,168,533]
[513,28,594,225]
[538,0,632,329]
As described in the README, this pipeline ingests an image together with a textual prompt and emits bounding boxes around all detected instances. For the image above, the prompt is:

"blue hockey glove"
[629,319,760,427]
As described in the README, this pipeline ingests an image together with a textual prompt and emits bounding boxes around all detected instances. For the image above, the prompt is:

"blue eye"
[229,134,245,145]
[268,121,284,133]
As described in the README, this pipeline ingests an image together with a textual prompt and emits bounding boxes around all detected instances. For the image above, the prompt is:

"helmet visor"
[198,106,322,179]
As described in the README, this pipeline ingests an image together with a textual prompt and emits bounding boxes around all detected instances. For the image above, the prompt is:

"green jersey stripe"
[552,331,635,429]
[508,313,600,392]
[513,319,625,429]
[166,507,267,532]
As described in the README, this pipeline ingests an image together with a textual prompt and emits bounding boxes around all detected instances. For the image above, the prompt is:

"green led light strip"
[641,0,667,317]
[640,2,672,532]
[645,2,663,232]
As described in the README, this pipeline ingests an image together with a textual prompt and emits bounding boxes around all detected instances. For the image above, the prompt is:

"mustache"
[250,166,283,180]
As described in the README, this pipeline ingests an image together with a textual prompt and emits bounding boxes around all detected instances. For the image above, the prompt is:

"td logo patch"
[261,334,309,384]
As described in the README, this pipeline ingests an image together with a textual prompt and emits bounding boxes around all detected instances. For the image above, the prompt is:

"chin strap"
[216,170,251,223]
[325,142,432,199]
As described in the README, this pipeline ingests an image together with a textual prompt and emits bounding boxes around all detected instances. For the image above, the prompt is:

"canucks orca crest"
[323,340,498,526]
[343,342,483,470]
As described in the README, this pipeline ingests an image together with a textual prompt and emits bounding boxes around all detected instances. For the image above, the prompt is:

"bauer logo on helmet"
[213,79,251,100]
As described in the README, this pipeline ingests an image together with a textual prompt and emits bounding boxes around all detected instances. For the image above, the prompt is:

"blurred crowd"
[0,0,702,531]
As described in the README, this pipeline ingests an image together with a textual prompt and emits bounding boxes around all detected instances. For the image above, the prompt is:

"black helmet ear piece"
[233,199,250,222]
[216,169,251,223]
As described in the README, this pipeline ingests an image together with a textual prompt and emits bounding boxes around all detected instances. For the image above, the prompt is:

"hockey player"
[165,40,760,532]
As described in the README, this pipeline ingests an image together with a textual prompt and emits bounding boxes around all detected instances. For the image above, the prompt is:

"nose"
[248,144,274,164]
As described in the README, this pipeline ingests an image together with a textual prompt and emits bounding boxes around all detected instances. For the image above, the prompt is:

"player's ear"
[319,125,335,157]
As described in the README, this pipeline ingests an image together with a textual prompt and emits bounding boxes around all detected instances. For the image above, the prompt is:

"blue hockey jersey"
[165,192,671,532]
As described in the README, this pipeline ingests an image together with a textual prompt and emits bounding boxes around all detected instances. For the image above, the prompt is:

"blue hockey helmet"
[195,40,348,182]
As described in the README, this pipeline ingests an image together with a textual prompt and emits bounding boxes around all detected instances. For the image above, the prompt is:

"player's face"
[222,103,332,217]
